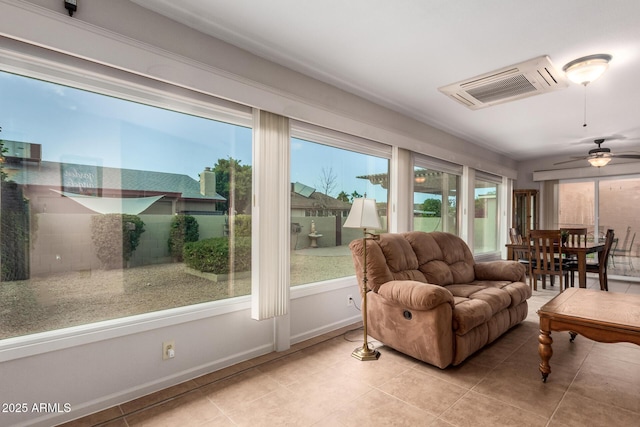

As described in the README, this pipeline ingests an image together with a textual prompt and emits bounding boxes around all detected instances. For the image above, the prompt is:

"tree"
[420,199,442,217]
[90,214,145,269]
[0,127,30,280]
[336,191,350,203]
[211,158,252,214]
[168,214,199,261]
[0,126,6,182]
[316,166,337,196]
[350,190,362,202]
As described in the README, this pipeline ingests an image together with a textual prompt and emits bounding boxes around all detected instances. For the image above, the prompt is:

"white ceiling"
[131,0,640,164]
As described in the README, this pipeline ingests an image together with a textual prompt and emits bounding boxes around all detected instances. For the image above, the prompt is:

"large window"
[559,177,640,277]
[413,156,461,234]
[473,172,501,253]
[599,178,640,276]
[0,71,252,340]
[289,127,390,286]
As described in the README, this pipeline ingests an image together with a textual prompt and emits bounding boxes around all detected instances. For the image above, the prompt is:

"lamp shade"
[344,197,381,230]
[563,54,612,86]
[588,156,612,167]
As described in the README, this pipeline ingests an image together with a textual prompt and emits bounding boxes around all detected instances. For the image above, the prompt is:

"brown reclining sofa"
[349,231,531,368]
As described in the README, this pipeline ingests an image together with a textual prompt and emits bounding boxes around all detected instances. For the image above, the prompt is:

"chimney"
[200,167,217,197]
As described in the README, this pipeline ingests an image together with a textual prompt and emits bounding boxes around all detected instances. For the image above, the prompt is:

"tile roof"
[7,161,225,201]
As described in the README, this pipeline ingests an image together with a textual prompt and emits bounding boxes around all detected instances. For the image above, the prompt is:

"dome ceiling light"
[563,54,612,86]
[563,54,612,128]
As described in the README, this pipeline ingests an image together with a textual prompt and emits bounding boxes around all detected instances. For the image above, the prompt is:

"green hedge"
[168,214,199,261]
[232,214,251,237]
[91,214,145,269]
[1,181,30,281]
[183,237,251,274]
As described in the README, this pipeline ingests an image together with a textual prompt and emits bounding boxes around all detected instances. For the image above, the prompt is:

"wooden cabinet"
[512,189,538,239]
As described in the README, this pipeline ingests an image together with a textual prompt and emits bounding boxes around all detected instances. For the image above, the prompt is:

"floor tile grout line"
[85,324,363,427]
[66,279,640,426]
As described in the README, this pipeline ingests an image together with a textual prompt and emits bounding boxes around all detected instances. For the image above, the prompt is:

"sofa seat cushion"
[471,280,532,307]
[446,285,513,335]
[450,298,493,335]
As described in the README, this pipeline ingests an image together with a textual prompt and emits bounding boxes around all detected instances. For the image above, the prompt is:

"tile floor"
[60,277,640,427]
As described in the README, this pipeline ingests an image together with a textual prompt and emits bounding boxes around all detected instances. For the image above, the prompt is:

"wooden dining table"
[506,241,606,289]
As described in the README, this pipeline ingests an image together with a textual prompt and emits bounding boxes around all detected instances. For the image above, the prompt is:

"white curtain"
[251,110,290,321]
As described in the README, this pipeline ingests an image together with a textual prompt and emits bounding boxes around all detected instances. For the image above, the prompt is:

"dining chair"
[508,227,523,244]
[509,228,531,275]
[560,227,588,265]
[529,230,569,292]
[560,227,588,246]
[611,226,635,270]
[567,229,615,291]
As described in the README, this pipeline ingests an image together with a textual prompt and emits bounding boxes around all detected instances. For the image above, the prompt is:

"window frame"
[412,154,463,234]
[473,170,503,255]
[0,40,255,359]
[289,121,392,287]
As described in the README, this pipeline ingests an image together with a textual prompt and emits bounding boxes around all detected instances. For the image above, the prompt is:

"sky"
[1,70,388,201]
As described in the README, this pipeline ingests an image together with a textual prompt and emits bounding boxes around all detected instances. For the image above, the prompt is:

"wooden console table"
[538,288,640,382]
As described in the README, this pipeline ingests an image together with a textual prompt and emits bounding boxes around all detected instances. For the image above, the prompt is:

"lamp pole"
[351,228,380,361]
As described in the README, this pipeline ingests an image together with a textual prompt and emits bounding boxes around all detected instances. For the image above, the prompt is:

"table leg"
[577,252,587,288]
[539,329,553,382]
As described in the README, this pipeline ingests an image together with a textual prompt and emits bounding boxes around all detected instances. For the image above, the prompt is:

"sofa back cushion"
[407,232,476,285]
[349,231,476,292]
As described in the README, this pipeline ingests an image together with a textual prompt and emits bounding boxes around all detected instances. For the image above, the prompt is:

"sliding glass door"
[598,178,640,276]
[558,177,639,278]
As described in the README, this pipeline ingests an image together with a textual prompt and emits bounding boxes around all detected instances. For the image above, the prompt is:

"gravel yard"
[0,248,356,340]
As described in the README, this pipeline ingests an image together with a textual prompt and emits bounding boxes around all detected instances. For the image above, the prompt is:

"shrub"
[183,237,251,274]
[91,214,145,269]
[232,214,251,237]
[0,181,30,281]
[168,215,199,261]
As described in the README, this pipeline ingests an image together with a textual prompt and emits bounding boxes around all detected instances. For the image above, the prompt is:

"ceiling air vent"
[438,56,567,110]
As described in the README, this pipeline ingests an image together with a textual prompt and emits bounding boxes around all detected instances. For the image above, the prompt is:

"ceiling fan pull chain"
[583,84,588,127]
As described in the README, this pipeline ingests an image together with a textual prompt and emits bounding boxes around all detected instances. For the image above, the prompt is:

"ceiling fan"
[555,138,640,167]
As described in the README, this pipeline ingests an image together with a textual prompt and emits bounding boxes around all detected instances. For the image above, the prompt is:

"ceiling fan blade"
[553,157,589,165]
[571,134,627,145]
[612,154,640,159]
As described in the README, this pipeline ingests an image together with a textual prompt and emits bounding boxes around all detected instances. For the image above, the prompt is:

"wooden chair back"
[601,229,616,267]
[529,229,566,292]
[509,227,523,244]
[566,229,615,291]
[560,227,588,247]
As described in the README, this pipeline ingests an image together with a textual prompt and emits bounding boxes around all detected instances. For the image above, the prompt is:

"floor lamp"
[344,197,381,361]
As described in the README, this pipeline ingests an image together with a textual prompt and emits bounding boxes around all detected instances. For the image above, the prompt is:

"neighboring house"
[4,141,225,215]
[290,182,352,217]
[290,182,354,248]
[1,142,228,275]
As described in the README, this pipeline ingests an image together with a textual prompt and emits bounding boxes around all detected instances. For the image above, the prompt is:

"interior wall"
[516,155,640,188]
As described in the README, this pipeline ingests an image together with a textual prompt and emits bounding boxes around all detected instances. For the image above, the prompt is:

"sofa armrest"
[474,261,526,282]
[377,280,454,311]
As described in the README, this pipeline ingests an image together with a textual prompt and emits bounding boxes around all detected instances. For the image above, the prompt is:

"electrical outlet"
[347,294,353,307]
[162,340,175,360]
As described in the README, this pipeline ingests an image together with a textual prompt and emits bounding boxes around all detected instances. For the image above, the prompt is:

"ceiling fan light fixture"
[563,54,612,86]
[587,156,612,167]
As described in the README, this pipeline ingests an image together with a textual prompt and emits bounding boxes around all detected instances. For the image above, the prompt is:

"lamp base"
[351,344,380,361]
